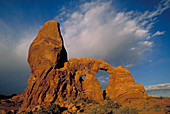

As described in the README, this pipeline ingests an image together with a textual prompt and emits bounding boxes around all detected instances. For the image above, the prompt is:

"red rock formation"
[106,66,147,102]
[27,20,67,85]
[19,20,147,112]
[20,20,68,111]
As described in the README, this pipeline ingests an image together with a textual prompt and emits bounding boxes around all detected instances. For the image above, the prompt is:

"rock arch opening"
[82,75,86,81]
[95,70,109,91]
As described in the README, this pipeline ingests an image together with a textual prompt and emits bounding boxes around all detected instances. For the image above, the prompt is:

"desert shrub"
[89,101,138,114]
[153,104,161,112]
[165,106,170,113]
[91,100,99,104]
[128,100,131,104]
[86,99,92,104]
[129,108,138,114]
[76,97,98,104]
[146,108,150,111]
[104,100,121,109]
[121,106,130,114]
[36,109,48,114]
[104,96,121,109]
[117,107,138,114]
[153,104,160,109]
[159,96,163,99]
[105,96,111,100]
[76,97,87,103]
[115,102,122,109]
[146,97,150,100]
[47,104,60,113]
[68,98,75,104]
[98,100,122,113]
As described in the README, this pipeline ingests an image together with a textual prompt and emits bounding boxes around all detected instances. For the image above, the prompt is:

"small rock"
[72,106,77,112]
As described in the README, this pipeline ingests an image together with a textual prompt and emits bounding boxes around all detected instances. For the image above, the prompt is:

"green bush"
[159,96,163,99]
[47,104,60,113]
[76,97,98,104]
[129,108,138,114]
[76,97,87,103]
[153,104,161,112]
[68,98,75,104]
[96,99,122,113]
[154,104,160,109]
[121,106,130,114]
[104,100,121,109]
[105,96,111,100]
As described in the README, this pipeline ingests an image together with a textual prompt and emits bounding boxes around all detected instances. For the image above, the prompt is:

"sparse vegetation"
[76,97,98,104]
[159,96,163,99]
[121,106,130,114]
[85,96,139,114]
[1,96,169,114]
[153,104,161,112]
[68,98,75,104]
[105,96,111,100]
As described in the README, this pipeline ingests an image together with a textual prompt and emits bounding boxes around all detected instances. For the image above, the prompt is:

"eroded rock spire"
[28,20,67,77]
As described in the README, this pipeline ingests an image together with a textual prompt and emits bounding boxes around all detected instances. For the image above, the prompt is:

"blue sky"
[0,0,169,96]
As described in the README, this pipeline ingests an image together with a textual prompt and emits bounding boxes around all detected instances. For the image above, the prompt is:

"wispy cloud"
[152,31,165,37]
[56,0,169,67]
[0,20,35,71]
[145,83,170,97]
[125,64,135,68]
[0,19,37,94]
[137,0,170,21]
[145,83,170,91]
[147,0,170,19]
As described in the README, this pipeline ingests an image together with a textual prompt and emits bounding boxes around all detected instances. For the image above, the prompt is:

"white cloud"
[138,41,153,47]
[147,0,170,19]
[14,35,35,63]
[0,19,37,94]
[149,60,152,63]
[137,0,170,20]
[152,31,165,37]
[55,0,169,66]
[145,83,170,91]
[145,83,170,96]
[98,76,105,79]
[99,77,109,90]
[125,64,135,68]
[0,18,38,71]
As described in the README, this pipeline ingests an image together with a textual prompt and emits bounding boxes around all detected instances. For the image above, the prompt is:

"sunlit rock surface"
[19,20,147,111]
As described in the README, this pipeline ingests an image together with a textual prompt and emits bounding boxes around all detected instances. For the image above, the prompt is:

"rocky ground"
[0,95,170,114]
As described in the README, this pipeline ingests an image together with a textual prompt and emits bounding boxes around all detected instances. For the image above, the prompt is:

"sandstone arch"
[64,58,147,102]
[65,58,115,101]
[95,70,110,90]
[19,21,147,112]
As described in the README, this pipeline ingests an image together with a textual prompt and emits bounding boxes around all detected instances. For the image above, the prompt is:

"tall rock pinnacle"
[28,20,67,77]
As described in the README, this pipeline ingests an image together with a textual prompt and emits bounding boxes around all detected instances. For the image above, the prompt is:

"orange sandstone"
[19,20,147,111]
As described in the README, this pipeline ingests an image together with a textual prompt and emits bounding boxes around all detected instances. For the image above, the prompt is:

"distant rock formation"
[19,20,147,112]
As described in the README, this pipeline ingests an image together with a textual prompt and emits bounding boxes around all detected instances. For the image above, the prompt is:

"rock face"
[20,20,68,111]
[27,20,67,83]
[19,20,147,111]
